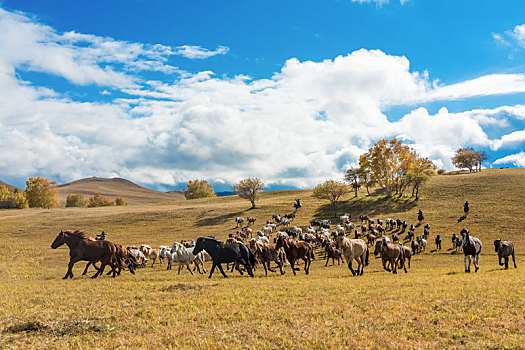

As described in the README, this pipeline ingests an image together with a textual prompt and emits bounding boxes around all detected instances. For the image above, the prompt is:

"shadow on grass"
[458,215,467,223]
[195,209,249,227]
[313,194,417,220]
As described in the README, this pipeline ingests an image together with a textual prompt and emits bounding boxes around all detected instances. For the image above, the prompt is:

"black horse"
[192,237,255,278]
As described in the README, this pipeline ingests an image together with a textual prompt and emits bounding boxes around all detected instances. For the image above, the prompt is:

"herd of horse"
[50,210,518,280]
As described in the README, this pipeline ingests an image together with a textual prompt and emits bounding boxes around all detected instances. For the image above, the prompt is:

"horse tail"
[248,248,257,267]
[365,246,370,266]
[310,247,315,260]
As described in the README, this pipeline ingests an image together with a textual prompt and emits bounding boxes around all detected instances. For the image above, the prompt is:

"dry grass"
[1,169,524,349]
[57,177,184,206]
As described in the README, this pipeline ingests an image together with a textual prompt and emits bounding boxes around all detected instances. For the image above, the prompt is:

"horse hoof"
[62,276,68,280]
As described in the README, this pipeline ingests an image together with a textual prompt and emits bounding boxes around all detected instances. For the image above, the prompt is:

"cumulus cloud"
[494,152,525,167]
[174,45,229,59]
[0,7,524,189]
[493,24,525,49]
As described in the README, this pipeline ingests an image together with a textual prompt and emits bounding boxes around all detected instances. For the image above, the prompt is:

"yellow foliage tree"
[115,196,128,206]
[65,194,88,207]
[25,177,59,209]
[184,180,216,200]
[313,179,349,217]
[232,178,265,209]
[0,186,28,209]
[88,193,114,207]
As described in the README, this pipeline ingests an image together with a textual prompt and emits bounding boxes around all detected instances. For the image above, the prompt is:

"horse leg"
[209,263,217,278]
[217,264,228,278]
[92,261,107,278]
[499,255,504,266]
[268,261,276,273]
[391,258,397,274]
[464,255,469,273]
[504,256,509,269]
[64,258,80,279]
[304,257,310,275]
[512,252,517,268]
[186,262,194,276]
[82,262,92,276]
[325,255,329,267]
[263,261,269,276]
[290,260,297,275]
[178,262,182,275]
[348,258,356,276]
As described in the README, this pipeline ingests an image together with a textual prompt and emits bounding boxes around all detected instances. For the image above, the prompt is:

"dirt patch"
[161,283,218,292]
[4,317,113,336]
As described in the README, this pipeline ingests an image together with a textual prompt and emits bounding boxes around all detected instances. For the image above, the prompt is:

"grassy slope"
[57,177,185,205]
[0,169,524,349]
[0,180,19,192]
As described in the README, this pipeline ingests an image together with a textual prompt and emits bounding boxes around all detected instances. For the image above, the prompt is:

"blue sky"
[0,0,524,191]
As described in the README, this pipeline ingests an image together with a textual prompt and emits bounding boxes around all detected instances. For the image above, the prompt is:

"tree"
[452,148,478,173]
[356,155,375,195]
[184,180,216,200]
[344,167,360,197]
[476,150,489,172]
[0,185,28,209]
[115,196,128,206]
[406,157,436,200]
[232,178,265,209]
[65,194,88,207]
[359,139,415,197]
[88,193,114,207]
[313,180,350,217]
[25,177,59,209]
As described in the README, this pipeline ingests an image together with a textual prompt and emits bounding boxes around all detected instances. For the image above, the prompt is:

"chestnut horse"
[275,236,314,275]
[51,230,117,279]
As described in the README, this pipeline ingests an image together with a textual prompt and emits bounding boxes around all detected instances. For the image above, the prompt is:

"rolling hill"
[0,180,20,192]
[57,177,185,205]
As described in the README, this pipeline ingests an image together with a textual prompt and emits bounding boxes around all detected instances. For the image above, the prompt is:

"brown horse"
[51,230,117,279]
[374,240,407,274]
[275,236,314,275]
[249,240,286,276]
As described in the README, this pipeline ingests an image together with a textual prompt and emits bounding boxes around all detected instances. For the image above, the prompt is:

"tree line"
[0,177,127,209]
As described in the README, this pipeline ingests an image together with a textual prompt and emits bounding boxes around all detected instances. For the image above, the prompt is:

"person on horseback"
[96,231,106,241]
[294,199,301,210]
[464,201,469,216]
[418,209,424,222]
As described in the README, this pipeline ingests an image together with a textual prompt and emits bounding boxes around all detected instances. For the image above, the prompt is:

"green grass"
[1,169,524,349]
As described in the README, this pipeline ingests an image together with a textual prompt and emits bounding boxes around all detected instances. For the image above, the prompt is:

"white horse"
[174,245,206,275]
[461,228,482,273]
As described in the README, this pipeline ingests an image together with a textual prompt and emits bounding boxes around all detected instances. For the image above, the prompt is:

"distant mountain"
[0,180,20,192]
[216,191,235,197]
[58,177,185,205]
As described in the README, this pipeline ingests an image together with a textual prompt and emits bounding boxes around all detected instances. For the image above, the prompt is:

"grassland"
[0,169,524,349]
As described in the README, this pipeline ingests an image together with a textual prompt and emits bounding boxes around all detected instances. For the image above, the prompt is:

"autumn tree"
[88,193,114,207]
[25,177,59,209]
[65,194,88,207]
[184,179,216,200]
[313,179,350,217]
[232,178,265,209]
[452,148,478,173]
[406,157,436,200]
[115,196,128,206]
[357,155,375,195]
[476,150,489,172]
[0,186,28,209]
[344,167,360,197]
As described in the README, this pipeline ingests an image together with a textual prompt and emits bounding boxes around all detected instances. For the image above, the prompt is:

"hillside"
[58,177,185,205]
[0,168,523,349]
[0,180,20,192]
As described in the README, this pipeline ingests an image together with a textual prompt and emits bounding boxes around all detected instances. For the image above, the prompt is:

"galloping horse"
[336,234,368,276]
[51,230,117,279]
[275,236,314,275]
[192,237,255,278]
[494,239,517,269]
[461,228,482,273]
[374,239,407,274]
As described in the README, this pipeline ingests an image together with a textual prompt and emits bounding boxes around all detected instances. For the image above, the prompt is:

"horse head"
[460,228,469,245]
[51,230,67,249]
[493,239,502,253]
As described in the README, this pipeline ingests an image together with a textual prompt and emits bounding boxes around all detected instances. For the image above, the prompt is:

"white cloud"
[493,24,525,49]
[174,45,229,59]
[0,7,524,189]
[491,130,525,150]
[494,152,525,167]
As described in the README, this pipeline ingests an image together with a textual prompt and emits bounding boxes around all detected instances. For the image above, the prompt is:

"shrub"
[88,193,114,207]
[25,177,59,209]
[0,186,28,209]
[65,194,88,207]
[437,169,446,175]
[115,196,127,206]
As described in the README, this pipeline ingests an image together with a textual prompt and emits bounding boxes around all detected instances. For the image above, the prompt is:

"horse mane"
[63,230,92,240]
